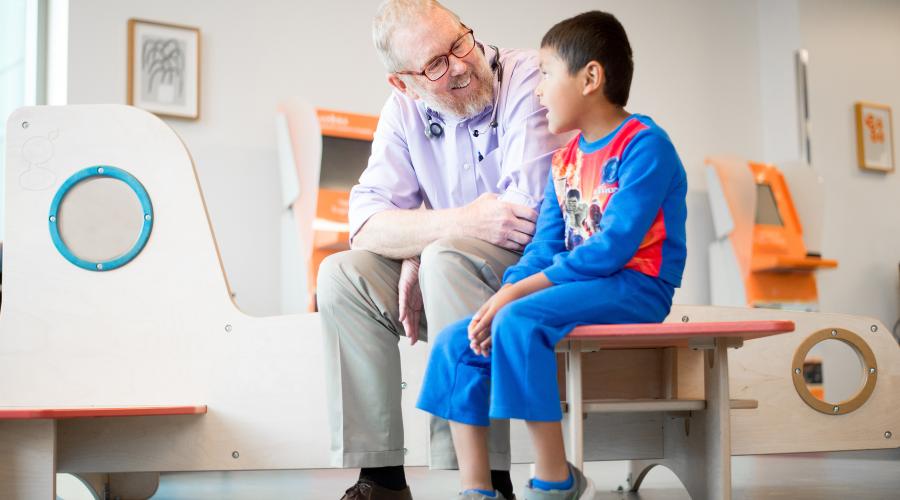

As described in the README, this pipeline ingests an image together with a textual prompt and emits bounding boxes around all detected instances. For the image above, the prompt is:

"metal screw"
[794,368,802,375]
[21,121,29,129]
[145,214,152,221]
[97,167,105,174]
[96,263,103,270]
[869,367,876,374]
[49,215,56,223]
[832,406,840,413]
[681,316,690,323]
[831,330,838,337]
[885,431,893,439]
[225,324,233,333]
[232,451,240,459]
[400,382,407,390]
[870,324,878,333]
[403,448,408,455]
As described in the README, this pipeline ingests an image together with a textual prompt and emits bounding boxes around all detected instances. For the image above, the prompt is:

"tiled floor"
[126,449,900,500]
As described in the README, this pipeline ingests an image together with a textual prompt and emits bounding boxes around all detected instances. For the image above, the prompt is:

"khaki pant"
[318,237,519,470]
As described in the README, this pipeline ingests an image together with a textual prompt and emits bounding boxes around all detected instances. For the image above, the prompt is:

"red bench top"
[567,320,795,349]
[0,405,207,420]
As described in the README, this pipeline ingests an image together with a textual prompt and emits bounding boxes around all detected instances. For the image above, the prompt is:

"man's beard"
[410,54,495,120]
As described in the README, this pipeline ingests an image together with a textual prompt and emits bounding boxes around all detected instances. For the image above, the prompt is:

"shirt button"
[463,163,471,170]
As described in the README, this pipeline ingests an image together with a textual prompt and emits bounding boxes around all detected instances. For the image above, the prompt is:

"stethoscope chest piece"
[426,119,444,139]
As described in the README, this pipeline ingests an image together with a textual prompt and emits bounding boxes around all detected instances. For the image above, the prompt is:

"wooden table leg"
[0,420,57,500]
[566,340,584,469]
[704,337,732,500]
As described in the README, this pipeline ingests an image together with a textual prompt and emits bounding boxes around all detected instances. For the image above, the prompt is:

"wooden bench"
[560,320,794,500]
[0,405,206,499]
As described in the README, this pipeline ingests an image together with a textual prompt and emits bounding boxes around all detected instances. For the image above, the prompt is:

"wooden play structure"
[1,105,897,499]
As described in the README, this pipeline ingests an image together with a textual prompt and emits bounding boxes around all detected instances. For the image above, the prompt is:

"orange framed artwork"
[128,19,201,120]
[855,102,894,173]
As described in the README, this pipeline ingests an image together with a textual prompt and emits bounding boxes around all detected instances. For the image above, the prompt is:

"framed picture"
[855,102,894,172]
[128,19,201,120]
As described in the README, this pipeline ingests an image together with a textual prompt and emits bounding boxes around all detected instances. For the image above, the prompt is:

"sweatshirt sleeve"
[502,169,567,285]
[541,131,679,284]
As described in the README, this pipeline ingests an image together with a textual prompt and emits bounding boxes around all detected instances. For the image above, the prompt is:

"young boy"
[417,11,687,500]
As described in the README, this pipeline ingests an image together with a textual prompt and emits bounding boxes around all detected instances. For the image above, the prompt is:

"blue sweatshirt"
[502,114,687,287]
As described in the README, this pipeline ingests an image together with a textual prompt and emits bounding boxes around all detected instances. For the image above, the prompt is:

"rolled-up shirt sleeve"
[348,93,423,241]
[495,54,569,210]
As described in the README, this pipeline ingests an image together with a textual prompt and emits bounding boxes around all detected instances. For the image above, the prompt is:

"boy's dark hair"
[541,11,633,107]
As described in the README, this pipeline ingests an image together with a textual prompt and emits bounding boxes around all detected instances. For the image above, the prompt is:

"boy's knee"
[495,299,533,325]
[491,301,533,343]
[431,319,475,359]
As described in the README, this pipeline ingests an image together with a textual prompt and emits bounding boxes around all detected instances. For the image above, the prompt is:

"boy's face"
[536,47,582,134]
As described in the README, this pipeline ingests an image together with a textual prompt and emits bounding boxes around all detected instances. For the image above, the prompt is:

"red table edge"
[0,405,208,420]
[568,320,796,339]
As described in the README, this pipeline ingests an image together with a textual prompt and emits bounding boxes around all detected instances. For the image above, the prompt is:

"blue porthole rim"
[48,165,154,272]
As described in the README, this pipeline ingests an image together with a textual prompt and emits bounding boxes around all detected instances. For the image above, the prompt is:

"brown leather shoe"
[340,478,413,500]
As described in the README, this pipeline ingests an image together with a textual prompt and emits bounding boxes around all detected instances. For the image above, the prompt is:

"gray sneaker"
[456,491,508,500]
[522,463,596,500]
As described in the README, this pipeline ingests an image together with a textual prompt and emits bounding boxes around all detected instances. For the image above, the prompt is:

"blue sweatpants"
[416,269,675,425]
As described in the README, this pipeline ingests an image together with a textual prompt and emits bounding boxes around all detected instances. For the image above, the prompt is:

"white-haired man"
[318,1,566,498]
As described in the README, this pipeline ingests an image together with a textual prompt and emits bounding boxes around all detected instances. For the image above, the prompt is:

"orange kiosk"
[706,157,837,310]
[275,102,378,312]
[310,109,379,310]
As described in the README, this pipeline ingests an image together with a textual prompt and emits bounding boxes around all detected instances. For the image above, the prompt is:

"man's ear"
[387,74,419,100]
[581,61,605,97]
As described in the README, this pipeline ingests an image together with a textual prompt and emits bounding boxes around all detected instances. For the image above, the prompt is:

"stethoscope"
[424,44,504,140]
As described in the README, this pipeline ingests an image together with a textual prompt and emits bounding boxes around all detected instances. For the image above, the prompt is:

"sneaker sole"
[578,477,597,500]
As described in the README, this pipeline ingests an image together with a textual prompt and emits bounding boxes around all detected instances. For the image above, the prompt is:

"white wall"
[798,0,900,328]
[63,0,771,314]
[1,0,31,241]
[756,0,802,165]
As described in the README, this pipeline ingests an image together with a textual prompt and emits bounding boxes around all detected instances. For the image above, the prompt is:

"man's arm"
[352,193,538,260]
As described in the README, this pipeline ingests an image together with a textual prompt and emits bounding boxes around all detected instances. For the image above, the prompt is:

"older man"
[318,1,566,498]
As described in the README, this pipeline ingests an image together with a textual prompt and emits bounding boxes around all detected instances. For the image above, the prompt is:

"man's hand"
[460,194,538,252]
[398,257,423,345]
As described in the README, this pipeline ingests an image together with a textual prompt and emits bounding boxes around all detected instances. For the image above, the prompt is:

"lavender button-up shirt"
[348,47,568,240]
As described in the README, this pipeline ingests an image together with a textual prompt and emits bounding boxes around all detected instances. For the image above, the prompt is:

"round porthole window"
[49,166,153,271]
[792,328,877,416]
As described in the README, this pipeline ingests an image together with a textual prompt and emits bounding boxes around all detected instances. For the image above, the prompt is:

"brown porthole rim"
[791,327,878,416]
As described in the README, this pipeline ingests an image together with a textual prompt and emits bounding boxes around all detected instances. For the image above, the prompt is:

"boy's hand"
[468,285,520,356]
[468,273,554,356]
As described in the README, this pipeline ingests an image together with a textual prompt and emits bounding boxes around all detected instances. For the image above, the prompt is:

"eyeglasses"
[396,27,476,82]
